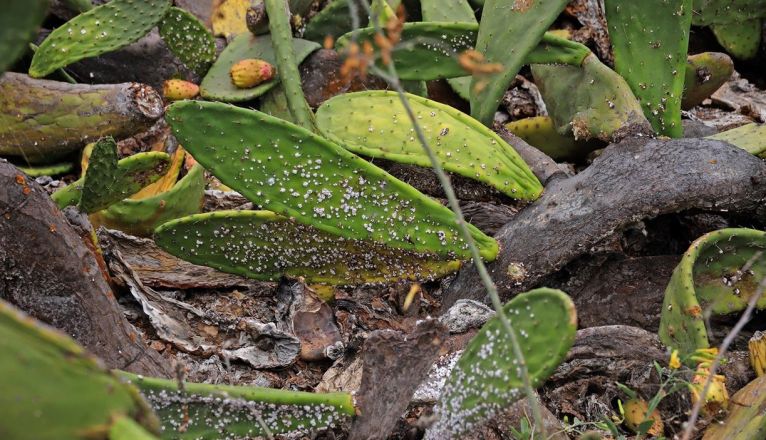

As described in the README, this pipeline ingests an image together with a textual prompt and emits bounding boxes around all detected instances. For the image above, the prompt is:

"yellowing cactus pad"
[316,91,543,200]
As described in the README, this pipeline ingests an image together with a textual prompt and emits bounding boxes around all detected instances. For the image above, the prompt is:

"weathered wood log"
[0,72,163,163]
[443,136,766,307]
[0,159,170,377]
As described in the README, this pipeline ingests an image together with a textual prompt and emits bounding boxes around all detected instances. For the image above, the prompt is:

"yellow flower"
[669,349,681,369]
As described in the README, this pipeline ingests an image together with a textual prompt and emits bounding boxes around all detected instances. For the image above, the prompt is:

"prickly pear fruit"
[659,228,766,358]
[702,375,766,439]
[117,371,355,439]
[1,0,48,74]
[691,362,729,418]
[428,288,577,437]
[623,398,663,436]
[159,7,216,77]
[246,1,269,35]
[0,73,164,164]
[605,0,693,137]
[532,54,652,142]
[682,52,734,109]
[201,33,319,102]
[230,58,276,88]
[0,299,161,440]
[316,90,543,200]
[749,331,766,377]
[30,0,172,77]
[162,79,200,101]
[336,23,591,82]
[706,123,766,157]
[505,116,600,161]
[154,209,461,284]
[165,100,499,261]
[90,163,205,237]
[470,0,570,126]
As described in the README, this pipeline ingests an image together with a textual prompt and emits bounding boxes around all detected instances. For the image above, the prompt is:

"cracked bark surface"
[0,159,170,377]
[443,137,766,308]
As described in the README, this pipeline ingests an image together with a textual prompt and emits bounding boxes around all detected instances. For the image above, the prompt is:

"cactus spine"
[264,0,316,131]
[470,0,570,126]
[316,90,542,200]
[165,100,498,260]
[30,0,172,77]
[605,0,693,137]
[428,288,577,438]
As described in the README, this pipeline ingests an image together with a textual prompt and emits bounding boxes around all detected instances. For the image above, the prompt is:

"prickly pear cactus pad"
[200,33,320,102]
[692,0,766,26]
[605,0,693,137]
[74,138,171,214]
[316,91,542,200]
[335,23,590,81]
[154,210,461,284]
[166,101,498,260]
[682,52,733,109]
[302,0,370,43]
[470,0,570,126]
[659,228,766,358]
[710,20,762,60]
[117,371,355,440]
[91,163,205,237]
[707,123,766,157]
[505,116,598,161]
[29,0,172,78]
[0,300,160,440]
[51,149,172,211]
[420,0,477,100]
[532,54,652,142]
[1,0,49,74]
[158,7,216,77]
[429,288,577,437]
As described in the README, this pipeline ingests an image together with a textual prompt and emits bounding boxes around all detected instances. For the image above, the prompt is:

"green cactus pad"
[316,90,542,200]
[691,0,766,26]
[470,0,569,126]
[75,138,171,214]
[166,100,498,260]
[0,0,48,74]
[659,228,766,358]
[421,0,477,100]
[0,300,160,440]
[302,0,369,43]
[51,149,171,211]
[335,23,591,81]
[260,83,295,123]
[91,163,205,237]
[117,371,355,440]
[682,52,733,109]
[532,54,652,142]
[505,116,599,161]
[109,417,161,440]
[605,0,693,137]
[702,375,766,439]
[29,0,172,77]
[707,123,766,157]
[200,33,319,102]
[159,7,216,77]
[18,162,75,177]
[710,20,762,60]
[430,288,577,437]
[264,0,316,131]
[154,209,461,284]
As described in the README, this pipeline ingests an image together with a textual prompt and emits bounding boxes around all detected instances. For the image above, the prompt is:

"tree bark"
[0,159,170,377]
[443,137,766,308]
